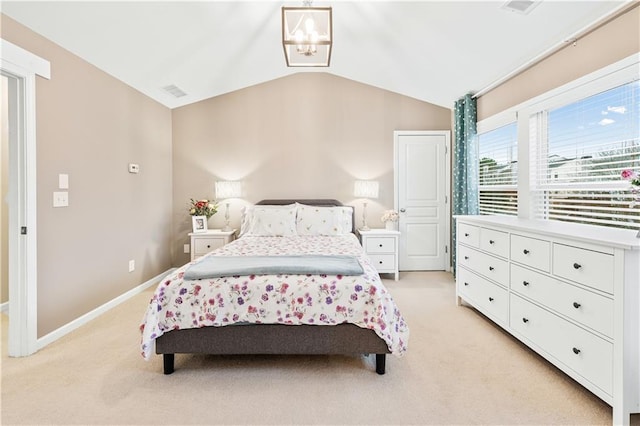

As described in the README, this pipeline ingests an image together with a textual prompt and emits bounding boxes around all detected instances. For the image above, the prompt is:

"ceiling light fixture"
[281,1,332,67]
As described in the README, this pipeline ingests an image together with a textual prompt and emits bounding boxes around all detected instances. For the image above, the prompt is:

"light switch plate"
[184,244,190,253]
[53,191,69,207]
[58,174,69,189]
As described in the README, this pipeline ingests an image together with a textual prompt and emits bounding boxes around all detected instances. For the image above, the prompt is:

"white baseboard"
[0,301,8,314]
[36,268,175,350]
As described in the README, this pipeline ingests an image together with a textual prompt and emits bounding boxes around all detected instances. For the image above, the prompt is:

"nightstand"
[189,229,236,261]
[357,229,400,281]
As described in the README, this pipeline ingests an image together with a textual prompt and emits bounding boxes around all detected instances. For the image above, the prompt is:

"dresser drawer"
[458,223,480,248]
[510,294,613,395]
[479,227,509,258]
[510,234,551,272]
[552,244,614,294]
[194,237,225,254]
[458,245,509,287]
[369,254,396,271]
[458,267,509,325]
[365,237,395,253]
[510,264,613,337]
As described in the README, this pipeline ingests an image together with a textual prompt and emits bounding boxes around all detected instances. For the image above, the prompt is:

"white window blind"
[530,80,640,230]
[478,122,518,215]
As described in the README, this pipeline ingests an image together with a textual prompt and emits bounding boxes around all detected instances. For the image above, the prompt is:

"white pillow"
[295,203,353,235]
[242,204,297,237]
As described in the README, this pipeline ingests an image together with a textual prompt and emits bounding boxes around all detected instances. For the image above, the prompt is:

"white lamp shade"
[215,181,242,199]
[354,180,379,199]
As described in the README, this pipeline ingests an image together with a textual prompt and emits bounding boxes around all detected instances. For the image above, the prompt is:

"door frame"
[393,130,451,272]
[1,39,50,356]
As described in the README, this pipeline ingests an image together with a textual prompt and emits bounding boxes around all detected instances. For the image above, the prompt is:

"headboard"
[256,199,356,234]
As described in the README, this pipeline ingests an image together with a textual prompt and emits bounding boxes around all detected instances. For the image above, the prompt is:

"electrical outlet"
[128,163,140,174]
[128,260,135,272]
[184,244,190,254]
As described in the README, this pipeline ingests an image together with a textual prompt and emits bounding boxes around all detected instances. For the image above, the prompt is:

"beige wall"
[1,15,173,336]
[172,73,451,265]
[477,4,640,120]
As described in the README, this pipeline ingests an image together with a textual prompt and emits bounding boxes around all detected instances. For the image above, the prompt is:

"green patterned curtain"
[452,93,479,275]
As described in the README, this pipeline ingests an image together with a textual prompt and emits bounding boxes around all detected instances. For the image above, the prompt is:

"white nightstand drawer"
[369,254,396,271]
[194,237,225,254]
[458,267,508,325]
[365,237,395,253]
[510,234,551,273]
[479,227,509,258]
[510,294,613,395]
[510,264,613,337]
[458,223,480,248]
[553,244,614,294]
[458,245,509,287]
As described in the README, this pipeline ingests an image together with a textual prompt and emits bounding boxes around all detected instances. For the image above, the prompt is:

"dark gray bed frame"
[156,199,390,375]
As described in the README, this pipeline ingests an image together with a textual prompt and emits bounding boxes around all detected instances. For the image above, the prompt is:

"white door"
[394,131,450,271]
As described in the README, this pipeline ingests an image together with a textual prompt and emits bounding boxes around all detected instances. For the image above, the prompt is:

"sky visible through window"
[548,80,640,160]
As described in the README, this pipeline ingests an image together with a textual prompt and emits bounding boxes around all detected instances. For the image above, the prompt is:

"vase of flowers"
[381,210,399,230]
[621,169,639,237]
[189,198,218,220]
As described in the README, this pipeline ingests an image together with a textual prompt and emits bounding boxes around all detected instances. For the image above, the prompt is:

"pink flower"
[621,169,637,180]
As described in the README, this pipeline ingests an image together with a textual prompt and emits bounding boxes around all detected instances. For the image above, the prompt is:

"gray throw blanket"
[183,255,364,280]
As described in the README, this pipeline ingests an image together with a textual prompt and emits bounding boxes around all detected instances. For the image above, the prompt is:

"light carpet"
[1,271,637,425]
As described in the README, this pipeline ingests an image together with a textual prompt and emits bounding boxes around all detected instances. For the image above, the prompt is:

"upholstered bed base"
[156,323,390,374]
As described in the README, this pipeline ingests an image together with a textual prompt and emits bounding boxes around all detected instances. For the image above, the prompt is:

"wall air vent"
[162,84,187,98]
[501,0,541,15]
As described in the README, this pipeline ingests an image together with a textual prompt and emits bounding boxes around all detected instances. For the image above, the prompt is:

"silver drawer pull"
[573,262,582,269]
[573,302,581,309]
[572,347,581,355]
[523,249,530,254]
[522,318,529,323]
[522,281,530,286]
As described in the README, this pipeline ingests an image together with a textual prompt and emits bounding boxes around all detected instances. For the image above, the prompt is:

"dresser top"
[455,215,640,250]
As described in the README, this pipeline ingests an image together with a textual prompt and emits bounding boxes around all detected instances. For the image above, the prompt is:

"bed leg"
[375,354,386,375]
[163,354,175,375]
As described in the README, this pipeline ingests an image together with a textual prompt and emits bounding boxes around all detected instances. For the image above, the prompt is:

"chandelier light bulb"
[305,17,315,33]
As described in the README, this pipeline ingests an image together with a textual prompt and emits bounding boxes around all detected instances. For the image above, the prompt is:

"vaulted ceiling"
[1,1,631,109]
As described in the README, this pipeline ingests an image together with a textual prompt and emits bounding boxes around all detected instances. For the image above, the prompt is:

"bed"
[140,199,409,375]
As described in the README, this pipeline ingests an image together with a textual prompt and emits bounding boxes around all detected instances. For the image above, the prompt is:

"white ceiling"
[1,1,631,109]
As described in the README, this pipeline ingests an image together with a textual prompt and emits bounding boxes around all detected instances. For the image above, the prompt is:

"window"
[530,80,640,230]
[478,122,518,215]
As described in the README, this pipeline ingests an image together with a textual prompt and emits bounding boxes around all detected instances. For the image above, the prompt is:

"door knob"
[400,208,406,213]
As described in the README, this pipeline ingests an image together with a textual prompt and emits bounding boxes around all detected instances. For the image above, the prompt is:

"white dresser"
[455,215,639,425]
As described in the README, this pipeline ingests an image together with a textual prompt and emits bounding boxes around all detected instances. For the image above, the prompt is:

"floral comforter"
[140,234,409,360]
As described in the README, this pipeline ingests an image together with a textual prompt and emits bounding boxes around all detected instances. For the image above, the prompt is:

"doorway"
[394,131,451,271]
[1,75,8,313]
[1,39,50,356]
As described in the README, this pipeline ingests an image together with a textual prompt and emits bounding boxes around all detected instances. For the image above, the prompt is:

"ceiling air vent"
[162,84,187,98]
[501,0,541,15]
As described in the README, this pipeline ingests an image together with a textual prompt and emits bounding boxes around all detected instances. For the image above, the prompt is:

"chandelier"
[281,2,332,67]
